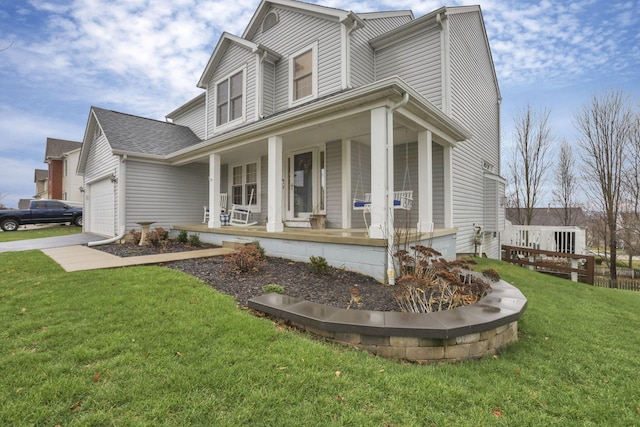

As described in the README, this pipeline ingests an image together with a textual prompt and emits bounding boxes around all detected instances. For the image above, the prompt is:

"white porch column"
[443,145,453,228]
[267,135,284,232]
[417,130,433,233]
[341,139,352,229]
[208,153,222,228]
[369,107,388,239]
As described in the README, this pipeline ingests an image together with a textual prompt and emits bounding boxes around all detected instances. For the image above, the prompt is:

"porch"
[171,223,458,281]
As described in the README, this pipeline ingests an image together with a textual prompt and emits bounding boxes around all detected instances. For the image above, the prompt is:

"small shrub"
[188,233,202,247]
[595,256,603,265]
[308,255,328,275]
[147,227,169,247]
[249,240,266,259]
[482,268,501,282]
[262,284,284,294]
[129,229,141,245]
[224,244,265,272]
[177,230,188,244]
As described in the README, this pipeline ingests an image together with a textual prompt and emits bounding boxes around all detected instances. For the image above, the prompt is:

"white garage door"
[88,178,115,237]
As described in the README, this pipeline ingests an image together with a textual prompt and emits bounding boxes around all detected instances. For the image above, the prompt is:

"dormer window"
[216,68,245,129]
[289,42,318,106]
[262,11,278,33]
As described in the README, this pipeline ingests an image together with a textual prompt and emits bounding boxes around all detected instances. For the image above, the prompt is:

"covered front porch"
[169,79,470,278]
[171,223,458,281]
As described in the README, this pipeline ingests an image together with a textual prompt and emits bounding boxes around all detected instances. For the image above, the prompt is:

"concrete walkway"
[42,245,234,272]
[0,233,105,252]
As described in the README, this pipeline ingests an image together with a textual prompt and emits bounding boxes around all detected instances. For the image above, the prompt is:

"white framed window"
[230,160,260,211]
[215,67,245,130]
[289,42,318,107]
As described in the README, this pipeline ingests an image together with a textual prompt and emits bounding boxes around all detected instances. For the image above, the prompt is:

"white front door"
[287,148,325,220]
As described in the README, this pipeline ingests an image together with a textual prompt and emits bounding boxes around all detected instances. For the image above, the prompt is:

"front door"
[287,148,325,220]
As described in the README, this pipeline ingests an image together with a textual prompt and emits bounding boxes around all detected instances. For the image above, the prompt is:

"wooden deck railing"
[502,245,595,285]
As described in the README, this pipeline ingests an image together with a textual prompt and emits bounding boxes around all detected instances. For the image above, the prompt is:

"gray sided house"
[77,0,505,280]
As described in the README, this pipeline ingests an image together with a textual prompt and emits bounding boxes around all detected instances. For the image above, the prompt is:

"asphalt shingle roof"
[34,169,48,181]
[45,138,82,160]
[92,107,202,156]
[506,207,588,227]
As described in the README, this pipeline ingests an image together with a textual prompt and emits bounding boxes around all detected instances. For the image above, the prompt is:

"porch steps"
[222,238,254,250]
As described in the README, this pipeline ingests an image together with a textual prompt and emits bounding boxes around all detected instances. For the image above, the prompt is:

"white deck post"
[443,145,453,228]
[417,130,433,233]
[369,107,388,239]
[208,153,222,228]
[267,135,284,232]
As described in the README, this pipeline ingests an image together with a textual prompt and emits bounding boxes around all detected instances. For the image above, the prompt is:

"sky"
[0,0,638,209]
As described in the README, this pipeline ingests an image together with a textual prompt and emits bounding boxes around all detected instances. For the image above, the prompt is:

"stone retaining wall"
[248,278,527,363]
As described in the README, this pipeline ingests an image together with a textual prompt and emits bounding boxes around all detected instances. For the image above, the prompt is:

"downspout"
[386,93,409,285]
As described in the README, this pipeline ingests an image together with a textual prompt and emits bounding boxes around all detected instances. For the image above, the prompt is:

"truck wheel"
[1,218,19,232]
[74,215,83,227]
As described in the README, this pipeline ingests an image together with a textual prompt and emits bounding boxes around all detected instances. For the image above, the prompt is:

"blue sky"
[0,0,638,209]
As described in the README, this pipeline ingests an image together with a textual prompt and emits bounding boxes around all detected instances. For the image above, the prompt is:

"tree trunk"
[609,223,617,284]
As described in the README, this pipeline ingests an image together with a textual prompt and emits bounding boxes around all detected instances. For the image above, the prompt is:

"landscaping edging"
[248,278,527,363]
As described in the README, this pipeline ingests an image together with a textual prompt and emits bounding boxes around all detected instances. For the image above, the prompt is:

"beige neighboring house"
[34,169,49,199]
[43,138,83,202]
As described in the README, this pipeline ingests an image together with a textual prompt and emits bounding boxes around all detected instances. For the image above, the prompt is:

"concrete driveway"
[0,233,106,253]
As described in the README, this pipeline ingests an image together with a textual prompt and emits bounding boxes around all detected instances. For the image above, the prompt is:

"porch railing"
[503,225,586,255]
[502,245,594,285]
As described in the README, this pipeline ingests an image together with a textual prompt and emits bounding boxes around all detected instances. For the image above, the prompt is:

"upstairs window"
[216,69,244,127]
[289,42,317,106]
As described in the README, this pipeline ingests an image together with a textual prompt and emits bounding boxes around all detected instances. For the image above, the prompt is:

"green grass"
[0,225,81,242]
[1,253,639,426]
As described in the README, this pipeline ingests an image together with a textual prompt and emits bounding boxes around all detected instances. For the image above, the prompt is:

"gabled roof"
[506,207,589,227]
[44,138,82,161]
[197,32,281,89]
[90,107,202,156]
[242,0,362,40]
[34,169,48,181]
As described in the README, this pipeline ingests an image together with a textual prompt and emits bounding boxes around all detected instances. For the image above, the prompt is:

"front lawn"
[0,225,82,242]
[1,253,639,426]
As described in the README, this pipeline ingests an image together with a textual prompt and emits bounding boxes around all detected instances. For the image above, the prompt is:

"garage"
[88,178,115,237]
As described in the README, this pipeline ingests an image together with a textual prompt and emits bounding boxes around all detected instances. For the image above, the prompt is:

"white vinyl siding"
[350,15,413,88]
[250,6,342,113]
[125,161,208,231]
[170,101,206,139]
[262,61,276,116]
[374,27,443,108]
[350,141,370,229]
[84,131,119,236]
[393,142,419,228]
[448,11,501,257]
[206,44,255,137]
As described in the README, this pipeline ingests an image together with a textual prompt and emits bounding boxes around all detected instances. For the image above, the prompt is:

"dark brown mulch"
[93,241,401,311]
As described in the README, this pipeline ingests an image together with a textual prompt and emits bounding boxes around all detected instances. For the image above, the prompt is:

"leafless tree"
[620,112,640,267]
[508,104,553,224]
[551,139,579,226]
[575,91,635,280]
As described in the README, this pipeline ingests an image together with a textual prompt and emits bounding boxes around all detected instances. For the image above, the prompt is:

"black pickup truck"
[0,199,83,231]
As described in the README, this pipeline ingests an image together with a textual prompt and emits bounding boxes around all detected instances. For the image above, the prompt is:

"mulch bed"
[93,241,401,311]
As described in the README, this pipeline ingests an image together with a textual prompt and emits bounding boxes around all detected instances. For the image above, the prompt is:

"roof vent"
[262,11,278,33]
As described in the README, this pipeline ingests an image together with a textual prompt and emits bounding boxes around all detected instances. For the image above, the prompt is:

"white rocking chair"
[229,189,258,226]
[203,193,228,223]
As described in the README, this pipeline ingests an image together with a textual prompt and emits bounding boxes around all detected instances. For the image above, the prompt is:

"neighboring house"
[44,138,83,202]
[78,1,504,279]
[505,207,588,228]
[18,199,32,210]
[33,169,49,199]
